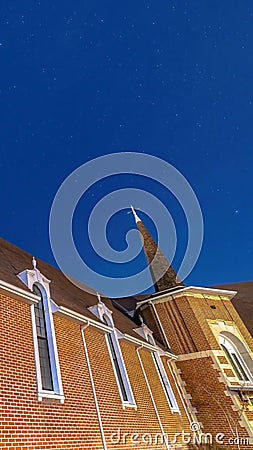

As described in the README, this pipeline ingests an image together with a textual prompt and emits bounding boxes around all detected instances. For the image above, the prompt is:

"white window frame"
[219,335,253,384]
[149,338,179,413]
[135,322,179,412]
[18,265,64,403]
[88,300,136,408]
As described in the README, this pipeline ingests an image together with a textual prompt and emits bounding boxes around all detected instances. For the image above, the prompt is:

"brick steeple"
[131,206,183,292]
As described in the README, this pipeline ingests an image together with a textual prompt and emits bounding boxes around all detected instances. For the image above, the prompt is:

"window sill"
[228,383,253,392]
[122,402,137,410]
[171,408,181,414]
[38,391,65,403]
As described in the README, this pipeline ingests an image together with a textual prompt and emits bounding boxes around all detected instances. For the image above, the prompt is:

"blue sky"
[1,1,253,295]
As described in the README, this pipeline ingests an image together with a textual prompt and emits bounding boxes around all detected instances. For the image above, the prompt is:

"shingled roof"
[0,237,148,343]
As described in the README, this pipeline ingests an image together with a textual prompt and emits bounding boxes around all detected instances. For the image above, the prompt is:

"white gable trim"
[17,267,51,297]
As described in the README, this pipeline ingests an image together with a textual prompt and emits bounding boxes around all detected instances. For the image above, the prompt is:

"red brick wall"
[142,294,253,449]
[177,357,250,449]
[0,293,103,449]
[1,293,191,449]
[151,293,253,355]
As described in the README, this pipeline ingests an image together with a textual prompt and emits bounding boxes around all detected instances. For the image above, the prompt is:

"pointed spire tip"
[130,205,141,223]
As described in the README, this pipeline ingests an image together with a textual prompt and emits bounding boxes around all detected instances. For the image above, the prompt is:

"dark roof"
[0,238,147,342]
[112,294,152,313]
[214,282,253,336]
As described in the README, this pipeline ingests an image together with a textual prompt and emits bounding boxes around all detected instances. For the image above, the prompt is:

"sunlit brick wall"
[0,293,191,450]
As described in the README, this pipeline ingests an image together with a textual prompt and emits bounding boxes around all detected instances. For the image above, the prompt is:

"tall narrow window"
[147,335,179,412]
[33,285,53,390]
[103,314,135,406]
[17,260,64,402]
[31,283,64,402]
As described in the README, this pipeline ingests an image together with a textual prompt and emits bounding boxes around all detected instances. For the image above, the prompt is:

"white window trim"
[151,351,179,413]
[135,321,179,412]
[219,335,253,385]
[104,327,136,409]
[88,300,136,408]
[18,265,64,403]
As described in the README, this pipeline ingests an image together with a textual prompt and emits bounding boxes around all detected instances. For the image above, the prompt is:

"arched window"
[147,335,179,412]
[103,314,135,406]
[31,284,64,401]
[219,333,252,383]
[17,260,64,402]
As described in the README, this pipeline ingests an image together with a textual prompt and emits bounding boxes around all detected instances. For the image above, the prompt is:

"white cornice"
[0,278,176,358]
[0,279,40,305]
[136,286,237,308]
[55,306,111,331]
[56,306,176,358]
[118,332,176,359]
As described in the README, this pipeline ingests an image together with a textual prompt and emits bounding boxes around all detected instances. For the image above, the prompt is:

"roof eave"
[0,279,40,305]
[136,285,238,309]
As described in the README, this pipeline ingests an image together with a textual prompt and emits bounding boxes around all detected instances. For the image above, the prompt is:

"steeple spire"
[131,207,183,292]
[130,205,141,223]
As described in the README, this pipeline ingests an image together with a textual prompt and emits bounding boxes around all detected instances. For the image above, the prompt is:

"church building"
[1,208,253,449]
